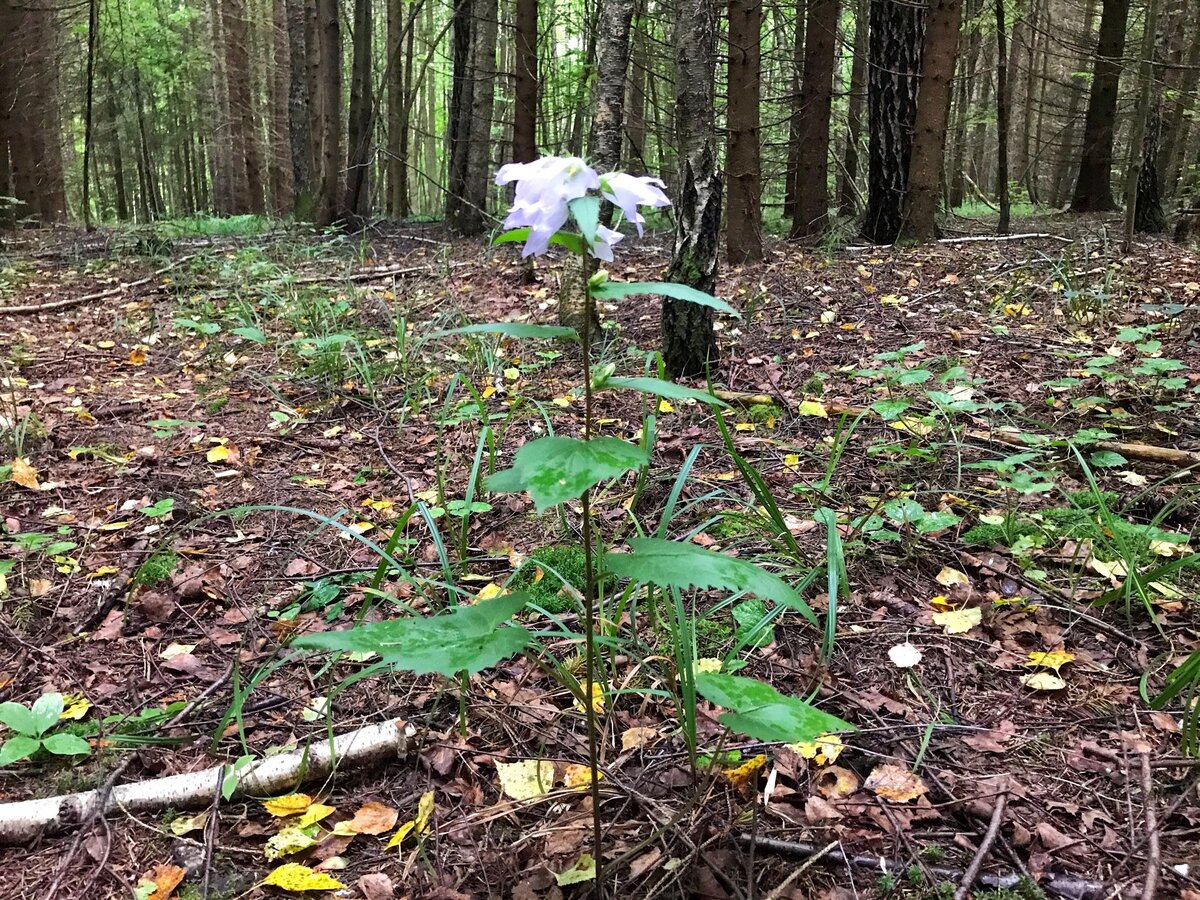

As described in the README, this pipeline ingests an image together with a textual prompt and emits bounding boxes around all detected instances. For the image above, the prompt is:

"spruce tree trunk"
[1128,0,1164,237]
[387,0,404,216]
[900,0,962,242]
[344,0,374,221]
[270,0,294,216]
[460,0,497,234]
[791,0,839,238]
[286,0,311,211]
[1069,0,1129,212]
[783,2,805,221]
[102,71,130,221]
[224,0,265,214]
[626,10,648,166]
[995,0,1011,233]
[513,0,538,166]
[663,0,721,379]
[1159,2,1200,198]
[446,0,475,229]
[862,0,925,244]
[312,0,342,226]
[1051,0,1096,206]
[837,0,868,217]
[727,0,763,260]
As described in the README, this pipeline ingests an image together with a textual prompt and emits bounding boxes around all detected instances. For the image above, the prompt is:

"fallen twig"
[738,833,1106,899]
[954,790,1009,900]
[1139,753,1160,900]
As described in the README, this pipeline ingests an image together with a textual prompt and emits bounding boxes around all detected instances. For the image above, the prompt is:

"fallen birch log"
[0,718,415,844]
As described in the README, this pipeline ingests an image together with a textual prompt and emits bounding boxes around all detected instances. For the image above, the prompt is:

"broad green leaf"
[294,593,532,677]
[0,735,41,766]
[40,732,91,755]
[29,693,64,736]
[1088,450,1126,468]
[696,673,855,743]
[604,538,817,624]
[231,325,268,344]
[732,598,775,648]
[604,377,729,407]
[568,196,601,251]
[141,498,175,518]
[426,322,579,342]
[0,701,38,737]
[590,281,741,317]
[914,510,962,534]
[493,228,586,256]
[487,436,648,511]
[883,498,925,525]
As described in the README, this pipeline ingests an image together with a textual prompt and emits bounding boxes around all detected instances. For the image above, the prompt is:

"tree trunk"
[727,0,763,259]
[460,0,498,234]
[270,0,294,215]
[1127,0,1164,239]
[1051,0,1096,206]
[995,0,1011,233]
[900,0,962,242]
[791,0,839,238]
[1069,0,1130,212]
[1160,1,1200,198]
[224,0,265,214]
[592,0,636,179]
[311,0,342,226]
[626,8,648,166]
[446,0,475,228]
[861,0,925,244]
[388,0,404,216]
[102,70,130,221]
[837,0,868,217]
[663,0,721,378]
[286,0,311,212]
[344,0,374,221]
[783,1,806,221]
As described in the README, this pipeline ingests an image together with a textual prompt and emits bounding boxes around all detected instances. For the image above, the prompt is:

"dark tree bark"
[1051,0,1096,206]
[461,0,497,232]
[1129,0,1165,237]
[783,2,805,221]
[286,0,311,210]
[1160,1,1200,197]
[1069,0,1130,212]
[344,0,374,220]
[791,0,839,238]
[862,0,925,244]
[311,0,342,226]
[995,0,1011,233]
[446,0,475,228]
[727,0,762,260]
[223,0,266,214]
[82,0,99,228]
[663,0,722,378]
[513,0,539,166]
[626,9,648,166]
[270,0,294,216]
[837,0,868,217]
[592,0,636,179]
[900,0,962,241]
[102,69,130,221]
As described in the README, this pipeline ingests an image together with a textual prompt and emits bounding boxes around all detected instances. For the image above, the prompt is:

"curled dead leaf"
[865,763,928,803]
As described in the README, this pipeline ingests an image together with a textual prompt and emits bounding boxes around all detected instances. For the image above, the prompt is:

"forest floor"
[1,213,1199,900]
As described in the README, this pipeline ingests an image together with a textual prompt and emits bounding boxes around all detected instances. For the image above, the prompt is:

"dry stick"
[39,664,233,899]
[954,790,1009,900]
[737,834,1107,899]
[764,840,839,900]
[1139,753,1161,900]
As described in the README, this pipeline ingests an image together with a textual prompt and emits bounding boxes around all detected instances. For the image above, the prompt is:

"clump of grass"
[746,402,782,424]
[134,550,178,588]
[510,545,587,614]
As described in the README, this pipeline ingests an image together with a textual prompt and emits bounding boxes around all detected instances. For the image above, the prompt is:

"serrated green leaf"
[487,436,647,511]
[568,196,601,251]
[294,594,532,677]
[590,281,741,317]
[0,735,42,766]
[493,228,586,256]
[604,538,816,624]
[603,377,729,407]
[871,399,910,421]
[1088,450,1127,468]
[0,702,38,737]
[696,673,855,742]
[29,693,64,736]
[40,732,91,756]
[732,599,775,648]
[426,322,579,342]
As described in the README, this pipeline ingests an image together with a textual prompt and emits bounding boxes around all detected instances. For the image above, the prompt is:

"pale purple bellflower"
[495,155,671,259]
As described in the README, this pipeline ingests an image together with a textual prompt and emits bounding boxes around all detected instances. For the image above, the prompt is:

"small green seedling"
[0,692,92,765]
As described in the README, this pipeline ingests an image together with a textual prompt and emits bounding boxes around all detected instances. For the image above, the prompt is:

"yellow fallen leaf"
[573,682,605,715]
[555,853,597,887]
[783,453,802,473]
[551,395,572,407]
[385,819,416,849]
[128,346,147,365]
[1149,538,1192,558]
[734,422,756,432]
[481,385,497,400]
[265,825,319,860]
[1024,650,1075,672]
[10,457,39,490]
[563,763,601,790]
[932,606,981,634]
[97,521,131,531]
[86,566,120,580]
[139,863,186,900]
[890,416,935,437]
[789,733,844,766]
[262,863,344,891]
[865,763,928,802]
[694,657,723,675]
[1020,672,1066,691]
[206,444,231,463]
[496,759,555,801]
[657,399,674,414]
[721,754,767,792]
[476,582,506,601]
[1089,557,1128,581]
[414,790,435,834]
[263,793,314,818]
[503,367,520,381]
[797,400,828,418]
[168,810,210,836]
[59,693,92,720]
[935,566,969,587]
[296,803,336,828]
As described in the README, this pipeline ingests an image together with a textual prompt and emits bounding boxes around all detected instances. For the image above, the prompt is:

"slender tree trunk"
[1070,0,1130,212]
[663,0,721,378]
[1160,2,1200,198]
[1017,0,1039,201]
[783,1,806,220]
[862,0,925,244]
[225,0,266,214]
[901,0,962,241]
[626,8,648,165]
[82,0,99,228]
[592,0,636,180]
[102,70,130,220]
[727,0,763,259]
[387,0,404,216]
[344,0,374,220]
[269,0,294,215]
[792,0,839,237]
[311,0,342,226]
[286,0,311,212]
[1051,0,1096,206]
[459,0,498,234]
[995,0,1011,233]
[837,0,868,216]
[1128,0,1164,238]
[446,0,475,227]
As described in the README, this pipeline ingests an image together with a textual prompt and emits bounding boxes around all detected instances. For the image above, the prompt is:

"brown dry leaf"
[29,578,52,597]
[629,848,663,880]
[804,796,843,822]
[815,765,860,799]
[334,800,398,836]
[865,763,928,802]
[137,863,186,900]
[961,720,1016,753]
[620,726,660,752]
[357,873,396,900]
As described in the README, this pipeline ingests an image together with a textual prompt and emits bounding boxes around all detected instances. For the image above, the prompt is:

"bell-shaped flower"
[600,172,671,235]
[590,224,625,262]
[495,156,600,257]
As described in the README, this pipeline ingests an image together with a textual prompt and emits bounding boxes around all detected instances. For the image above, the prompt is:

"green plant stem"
[579,250,605,892]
